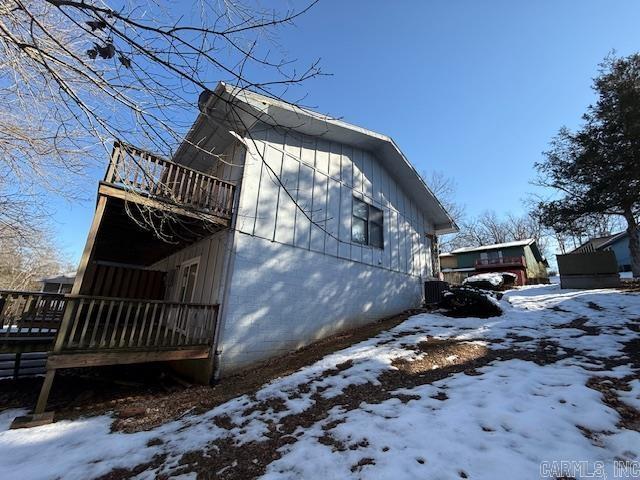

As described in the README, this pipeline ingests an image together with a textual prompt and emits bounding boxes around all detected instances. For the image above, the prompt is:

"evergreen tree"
[536,54,640,277]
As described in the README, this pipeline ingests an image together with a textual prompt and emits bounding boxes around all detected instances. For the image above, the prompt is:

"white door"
[171,258,199,339]
[177,258,199,303]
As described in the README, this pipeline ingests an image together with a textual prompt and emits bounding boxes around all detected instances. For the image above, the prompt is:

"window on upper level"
[352,196,384,248]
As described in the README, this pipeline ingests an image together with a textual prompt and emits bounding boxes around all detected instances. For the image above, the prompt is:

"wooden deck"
[1,290,219,419]
[1,289,218,374]
[475,256,526,268]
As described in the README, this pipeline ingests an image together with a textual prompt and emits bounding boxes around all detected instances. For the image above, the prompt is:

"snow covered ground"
[0,284,639,480]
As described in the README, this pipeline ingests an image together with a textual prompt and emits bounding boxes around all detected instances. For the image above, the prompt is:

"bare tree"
[422,170,465,251]
[422,171,464,224]
[421,172,548,255]
[447,210,551,256]
[0,231,72,290]
[556,214,625,251]
[0,0,323,240]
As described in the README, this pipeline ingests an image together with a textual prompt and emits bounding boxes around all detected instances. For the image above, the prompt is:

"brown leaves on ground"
[586,376,640,432]
[392,339,489,375]
[0,310,422,433]
[151,336,593,480]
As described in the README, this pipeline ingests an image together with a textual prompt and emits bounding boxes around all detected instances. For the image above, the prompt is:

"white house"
[45,83,457,389]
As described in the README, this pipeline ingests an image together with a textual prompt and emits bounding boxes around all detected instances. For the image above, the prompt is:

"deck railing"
[1,291,219,352]
[56,296,218,352]
[0,291,67,338]
[475,256,525,267]
[106,142,235,219]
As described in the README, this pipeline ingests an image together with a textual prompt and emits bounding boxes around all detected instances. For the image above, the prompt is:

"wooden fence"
[0,352,47,380]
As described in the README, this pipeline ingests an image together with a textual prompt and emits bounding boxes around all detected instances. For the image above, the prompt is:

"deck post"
[13,352,22,380]
[34,369,56,414]
[8,294,77,429]
[27,296,78,417]
[10,368,57,428]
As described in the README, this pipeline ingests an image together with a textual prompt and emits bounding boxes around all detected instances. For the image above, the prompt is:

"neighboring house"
[439,239,549,285]
[439,253,458,271]
[438,252,475,284]
[570,231,631,272]
[40,273,75,294]
[21,82,456,403]
[570,234,616,254]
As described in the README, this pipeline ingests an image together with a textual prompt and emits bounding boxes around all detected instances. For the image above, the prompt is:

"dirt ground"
[0,309,423,433]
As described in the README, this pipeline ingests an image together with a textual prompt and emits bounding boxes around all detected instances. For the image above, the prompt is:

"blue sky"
[52,0,640,264]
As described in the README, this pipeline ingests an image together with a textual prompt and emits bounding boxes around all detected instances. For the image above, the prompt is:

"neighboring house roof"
[449,239,536,254]
[441,267,475,272]
[597,231,628,250]
[439,253,454,257]
[178,82,458,235]
[569,234,618,254]
[40,272,76,284]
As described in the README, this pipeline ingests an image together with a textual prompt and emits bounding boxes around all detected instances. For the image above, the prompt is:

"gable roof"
[40,272,76,284]
[181,83,458,234]
[597,231,628,250]
[449,239,536,254]
[570,234,617,253]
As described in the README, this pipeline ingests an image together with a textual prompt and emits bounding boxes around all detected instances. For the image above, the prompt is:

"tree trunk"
[623,210,640,278]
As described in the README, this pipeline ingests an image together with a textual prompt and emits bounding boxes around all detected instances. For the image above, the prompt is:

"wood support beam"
[98,183,230,228]
[72,196,108,295]
[47,347,211,369]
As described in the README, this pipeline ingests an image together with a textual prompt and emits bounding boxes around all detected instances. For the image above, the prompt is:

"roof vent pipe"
[198,89,214,113]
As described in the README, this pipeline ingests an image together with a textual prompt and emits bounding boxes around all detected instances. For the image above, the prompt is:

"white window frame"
[351,195,384,249]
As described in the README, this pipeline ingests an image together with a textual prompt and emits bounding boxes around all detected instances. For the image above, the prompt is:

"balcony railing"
[1,291,218,354]
[56,295,218,352]
[106,142,235,219]
[475,256,525,268]
[0,291,67,338]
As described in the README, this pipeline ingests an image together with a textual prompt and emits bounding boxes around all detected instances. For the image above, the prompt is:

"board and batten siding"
[234,123,434,277]
[216,123,436,374]
[208,138,245,184]
[150,230,230,305]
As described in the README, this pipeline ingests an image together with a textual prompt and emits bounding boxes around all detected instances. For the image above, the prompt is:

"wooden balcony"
[475,256,526,268]
[87,142,237,267]
[101,142,236,226]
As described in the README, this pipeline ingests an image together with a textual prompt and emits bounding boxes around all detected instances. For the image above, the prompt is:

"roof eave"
[435,222,459,235]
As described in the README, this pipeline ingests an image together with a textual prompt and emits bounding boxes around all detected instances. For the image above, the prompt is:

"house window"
[352,197,384,248]
[178,259,199,303]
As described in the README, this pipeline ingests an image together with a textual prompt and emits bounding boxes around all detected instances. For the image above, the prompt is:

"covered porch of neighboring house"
[0,142,236,427]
